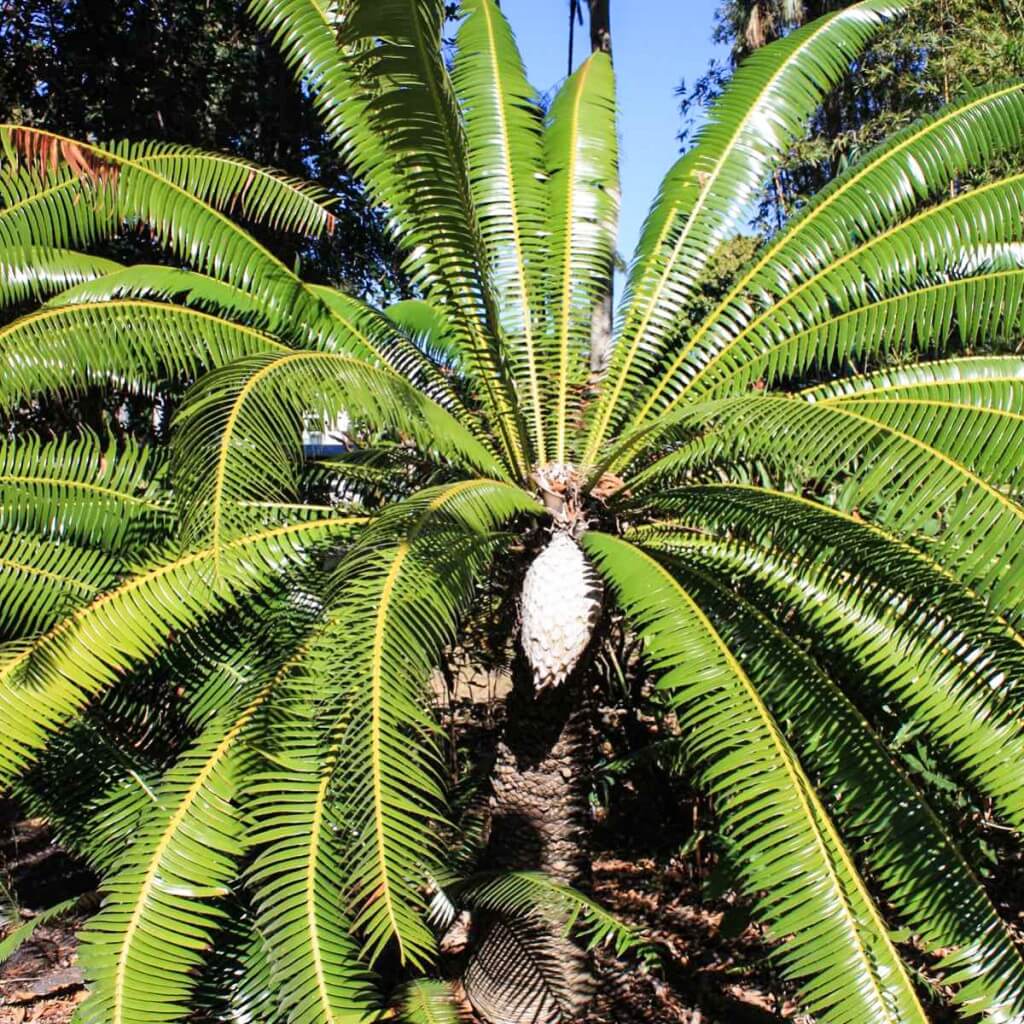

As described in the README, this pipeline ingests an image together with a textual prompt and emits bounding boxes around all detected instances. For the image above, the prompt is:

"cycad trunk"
[463,657,596,1024]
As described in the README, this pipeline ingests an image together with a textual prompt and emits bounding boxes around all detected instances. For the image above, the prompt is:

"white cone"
[520,532,602,691]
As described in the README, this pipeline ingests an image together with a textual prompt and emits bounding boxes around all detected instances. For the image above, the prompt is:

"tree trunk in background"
[587,0,614,379]
[588,0,611,55]
[463,659,595,1023]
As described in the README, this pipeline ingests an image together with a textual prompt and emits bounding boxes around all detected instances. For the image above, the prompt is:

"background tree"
[0,0,406,300]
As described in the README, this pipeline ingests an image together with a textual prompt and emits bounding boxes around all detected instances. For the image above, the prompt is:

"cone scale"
[519,531,602,691]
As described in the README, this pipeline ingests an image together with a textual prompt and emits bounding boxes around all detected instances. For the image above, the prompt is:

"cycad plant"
[4,0,1024,1021]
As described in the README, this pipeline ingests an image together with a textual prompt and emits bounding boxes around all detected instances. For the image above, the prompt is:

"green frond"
[454,871,651,962]
[0,300,286,409]
[453,0,549,462]
[312,287,485,431]
[0,433,170,550]
[45,264,272,330]
[585,0,901,461]
[656,560,1024,1021]
[189,908,275,1024]
[0,515,366,784]
[639,530,1024,832]
[0,533,119,640]
[700,266,1024,396]
[395,980,463,1024]
[0,246,120,309]
[384,298,467,377]
[638,482,1024,671]
[641,171,1024,424]
[629,378,1024,617]
[0,897,79,965]
[543,52,619,464]
[75,709,255,1024]
[0,125,316,334]
[171,351,509,569]
[246,0,529,477]
[318,480,537,967]
[629,80,1024,413]
[583,531,929,1024]
[110,139,338,237]
[246,703,382,1024]
[0,162,119,249]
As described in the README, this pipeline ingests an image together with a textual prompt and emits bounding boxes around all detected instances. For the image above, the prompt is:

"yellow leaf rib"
[633,543,928,1023]
[621,83,1024,428]
[369,542,411,963]
[583,11,851,464]
[480,0,546,464]
[111,677,281,1024]
[554,59,593,464]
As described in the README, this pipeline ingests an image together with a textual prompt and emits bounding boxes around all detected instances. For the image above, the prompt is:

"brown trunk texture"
[463,659,595,1023]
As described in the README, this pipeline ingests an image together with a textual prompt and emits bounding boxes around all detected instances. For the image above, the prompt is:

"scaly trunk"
[464,662,595,1024]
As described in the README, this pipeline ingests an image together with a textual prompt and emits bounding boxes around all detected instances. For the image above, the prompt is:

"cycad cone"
[520,532,602,691]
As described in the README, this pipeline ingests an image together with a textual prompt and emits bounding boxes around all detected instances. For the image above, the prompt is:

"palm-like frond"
[0,516,365,783]
[621,80,1024,418]
[0,300,286,408]
[0,434,169,549]
[396,980,464,1024]
[583,0,901,461]
[323,481,540,966]
[543,52,619,463]
[584,531,930,1023]
[247,700,383,1024]
[453,0,549,462]
[0,246,120,309]
[170,351,507,564]
[247,0,528,477]
[454,871,651,962]
[650,558,1024,1019]
[76,711,253,1024]
[0,534,120,640]
[640,528,1024,831]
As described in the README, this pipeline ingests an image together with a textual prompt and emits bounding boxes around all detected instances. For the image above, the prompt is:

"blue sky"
[501,0,728,264]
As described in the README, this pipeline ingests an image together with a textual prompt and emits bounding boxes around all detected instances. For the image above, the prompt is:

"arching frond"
[585,1,901,461]
[628,80,1024,412]
[643,171,1024,422]
[658,561,1024,1022]
[0,515,366,783]
[396,980,464,1024]
[0,125,316,331]
[453,0,549,462]
[76,707,255,1024]
[171,351,508,568]
[629,377,1024,617]
[246,0,528,477]
[639,482,1024,671]
[639,529,1024,832]
[0,246,119,309]
[0,300,286,410]
[0,433,170,550]
[454,871,650,961]
[543,52,618,464]
[247,701,383,1024]
[108,139,338,236]
[584,531,929,1024]
[0,533,119,640]
[45,264,272,330]
[700,266,1024,396]
[320,480,540,967]
[0,162,119,249]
